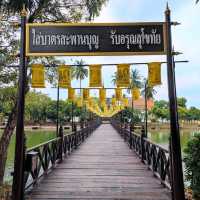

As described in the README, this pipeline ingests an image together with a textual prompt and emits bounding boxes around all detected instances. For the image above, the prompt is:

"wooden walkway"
[27,124,171,200]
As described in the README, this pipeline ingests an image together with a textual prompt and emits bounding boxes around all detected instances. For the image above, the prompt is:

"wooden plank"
[27,124,171,200]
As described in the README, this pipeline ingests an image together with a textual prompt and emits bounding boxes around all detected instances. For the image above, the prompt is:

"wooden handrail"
[110,118,171,190]
[24,118,102,192]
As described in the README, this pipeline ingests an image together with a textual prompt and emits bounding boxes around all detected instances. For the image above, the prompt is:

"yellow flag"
[115,88,122,100]
[99,88,106,102]
[58,65,71,88]
[132,88,140,100]
[31,64,45,88]
[116,64,130,87]
[148,62,162,86]
[111,97,116,106]
[89,65,102,87]
[76,99,83,107]
[83,89,89,100]
[122,98,129,107]
[68,88,75,101]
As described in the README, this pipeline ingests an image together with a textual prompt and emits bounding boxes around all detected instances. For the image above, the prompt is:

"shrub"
[184,133,200,199]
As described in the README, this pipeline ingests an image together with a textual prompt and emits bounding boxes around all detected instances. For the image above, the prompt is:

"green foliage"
[151,100,169,120]
[129,69,143,89]
[184,133,200,198]
[177,97,187,108]
[25,91,51,123]
[1,0,108,22]
[121,107,142,123]
[141,82,157,100]
[151,98,200,121]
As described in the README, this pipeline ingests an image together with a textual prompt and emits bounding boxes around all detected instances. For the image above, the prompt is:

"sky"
[38,0,200,108]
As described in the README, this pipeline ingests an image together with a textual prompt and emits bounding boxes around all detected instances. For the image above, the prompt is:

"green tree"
[0,0,107,185]
[177,97,187,108]
[72,59,88,96]
[129,69,143,89]
[151,100,169,121]
[25,91,51,123]
[184,133,200,199]
[188,107,200,120]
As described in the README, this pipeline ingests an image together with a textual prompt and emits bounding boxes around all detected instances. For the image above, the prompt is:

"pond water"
[0,129,56,183]
[148,128,200,151]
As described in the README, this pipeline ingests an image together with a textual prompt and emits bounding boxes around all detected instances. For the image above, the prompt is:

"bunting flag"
[31,64,45,88]
[99,88,106,102]
[115,88,122,100]
[58,65,71,88]
[116,64,130,87]
[89,65,102,87]
[132,87,140,100]
[83,88,89,100]
[76,98,83,107]
[111,97,116,106]
[148,62,162,86]
[68,87,75,101]
[122,98,129,107]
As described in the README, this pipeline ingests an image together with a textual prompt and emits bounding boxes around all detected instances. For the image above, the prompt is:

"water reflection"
[148,129,200,151]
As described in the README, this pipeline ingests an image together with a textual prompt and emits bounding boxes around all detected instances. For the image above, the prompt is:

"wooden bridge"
[25,119,172,200]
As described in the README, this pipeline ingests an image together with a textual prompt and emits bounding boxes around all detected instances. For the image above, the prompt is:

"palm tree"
[128,69,143,92]
[141,79,157,100]
[72,59,88,96]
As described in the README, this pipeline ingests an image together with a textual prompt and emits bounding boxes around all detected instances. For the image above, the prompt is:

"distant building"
[128,97,154,111]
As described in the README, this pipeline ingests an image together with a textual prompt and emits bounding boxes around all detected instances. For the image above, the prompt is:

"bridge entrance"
[12,5,185,200]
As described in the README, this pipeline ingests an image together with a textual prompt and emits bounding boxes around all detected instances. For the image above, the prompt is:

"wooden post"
[71,101,74,131]
[58,126,63,162]
[144,82,148,138]
[129,124,133,149]
[12,6,27,200]
[56,86,60,136]
[165,5,185,200]
[141,126,146,163]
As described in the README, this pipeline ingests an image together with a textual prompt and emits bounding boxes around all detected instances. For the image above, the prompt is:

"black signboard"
[26,22,166,56]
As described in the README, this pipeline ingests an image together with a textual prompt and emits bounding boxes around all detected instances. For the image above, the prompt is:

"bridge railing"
[111,118,171,190]
[24,118,101,191]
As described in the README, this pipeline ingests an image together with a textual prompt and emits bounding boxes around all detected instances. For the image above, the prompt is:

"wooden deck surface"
[27,124,171,200]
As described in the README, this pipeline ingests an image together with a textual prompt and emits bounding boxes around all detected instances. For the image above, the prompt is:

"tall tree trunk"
[0,84,29,186]
[0,104,17,186]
